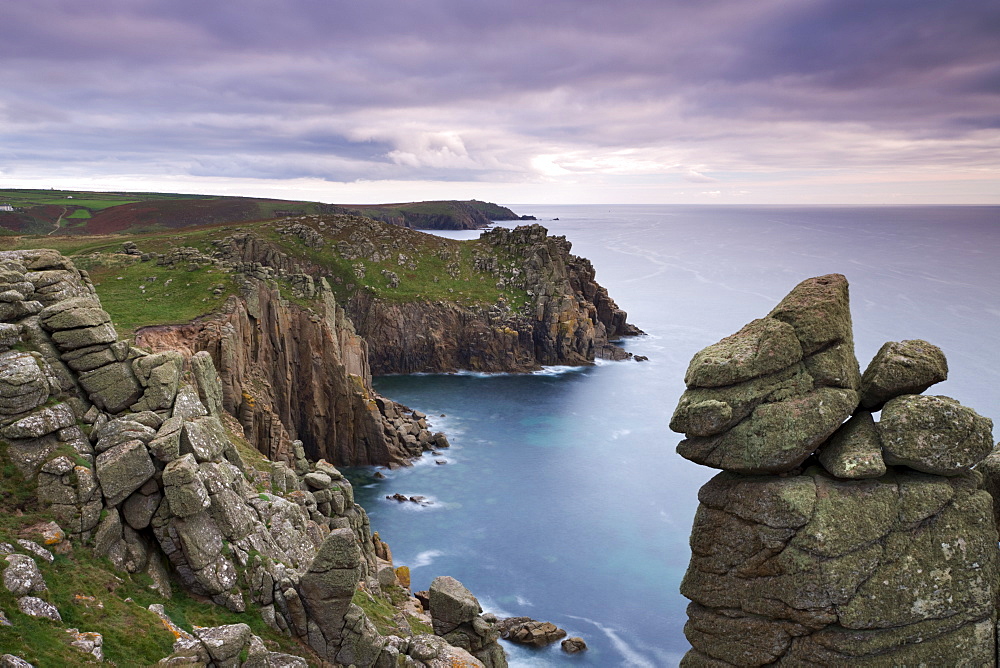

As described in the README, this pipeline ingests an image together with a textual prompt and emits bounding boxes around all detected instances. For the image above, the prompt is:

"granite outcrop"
[0,248,506,667]
[672,273,999,666]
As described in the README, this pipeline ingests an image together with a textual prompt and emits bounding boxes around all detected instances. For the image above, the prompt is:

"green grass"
[76,255,238,336]
[66,209,92,219]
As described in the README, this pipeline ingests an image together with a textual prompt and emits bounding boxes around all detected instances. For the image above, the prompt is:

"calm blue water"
[348,205,1000,667]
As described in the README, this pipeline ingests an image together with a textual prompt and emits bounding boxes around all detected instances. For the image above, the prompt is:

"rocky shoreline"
[0,221,640,665]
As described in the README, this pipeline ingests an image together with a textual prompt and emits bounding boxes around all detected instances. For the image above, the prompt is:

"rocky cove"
[0,216,639,666]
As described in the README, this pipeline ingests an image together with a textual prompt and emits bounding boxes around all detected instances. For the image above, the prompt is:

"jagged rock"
[172,384,208,420]
[879,395,993,475]
[17,596,61,621]
[95,439,156,506]
[180,415,228,462]
[132,350,184,412]
[497,618,567,647]
[162,454,211,518]
[561,637,587,653]
[0,351,50,416]
[3,554,46,596]
[191,351,225,417]
[297,528,363,657]
[859,339,948,410]
[818,411,885,479]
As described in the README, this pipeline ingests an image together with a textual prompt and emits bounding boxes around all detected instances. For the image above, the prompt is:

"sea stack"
[672,274,998,665]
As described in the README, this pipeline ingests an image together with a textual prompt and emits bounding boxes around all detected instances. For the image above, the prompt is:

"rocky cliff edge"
[0,248,506,667]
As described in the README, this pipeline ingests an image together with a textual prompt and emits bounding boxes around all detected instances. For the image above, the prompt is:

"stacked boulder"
[672,274,998,666]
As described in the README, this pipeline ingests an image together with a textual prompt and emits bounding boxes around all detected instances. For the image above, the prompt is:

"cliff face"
[136,276,438,468]
[672,274,999,665]
[351,224,640,373]
[0,247,504,667]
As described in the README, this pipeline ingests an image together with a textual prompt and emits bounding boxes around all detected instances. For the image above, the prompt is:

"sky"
[1,0,998,205]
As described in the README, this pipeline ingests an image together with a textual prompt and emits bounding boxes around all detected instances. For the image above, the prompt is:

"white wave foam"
[404,549,445,569]
[565,614,657,668]
[515,595,533,607]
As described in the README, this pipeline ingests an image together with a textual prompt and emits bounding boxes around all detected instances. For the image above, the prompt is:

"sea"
[345,204,1000,667]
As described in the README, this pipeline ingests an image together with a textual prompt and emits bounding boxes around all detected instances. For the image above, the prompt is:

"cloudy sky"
[2,0,998,204]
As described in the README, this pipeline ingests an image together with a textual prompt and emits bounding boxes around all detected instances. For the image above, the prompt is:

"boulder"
[859,339,948,410]
[430,577,482,635]
[193,623,253,666]
[162,454,211,518]
[766,274,853,356]
[95,439,156,506]
[50,323,117,350]
[680,469,999,665]
[879,395,993,475]
[818,411,885,479]
[38,298,110,331]
[17,596,61,621]
[561,637,587,653]
[180,416,228,462]
[3,554,46,596]
[131,350,184,412]
[78,362,143,414]
[0,351,50,416]
[173,384,209,420]
[498,619,567,647]
[0,403,76,440]
[298,528,363,655]
[672,275,860,474]
[684,318,802,388]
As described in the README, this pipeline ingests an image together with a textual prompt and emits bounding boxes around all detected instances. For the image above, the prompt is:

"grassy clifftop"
[0,212,531,335]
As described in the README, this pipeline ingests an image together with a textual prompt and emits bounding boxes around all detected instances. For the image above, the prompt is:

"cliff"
[0,247,505,667]
[344,200,533,230]
[350,224,640,373]
[671,274,999,665]
[101,215,637,466]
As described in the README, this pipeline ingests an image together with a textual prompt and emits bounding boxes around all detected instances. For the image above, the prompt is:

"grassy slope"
[0,437,317,666]
[1,213,531,336]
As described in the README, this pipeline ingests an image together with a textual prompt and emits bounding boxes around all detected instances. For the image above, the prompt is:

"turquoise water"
[348,205,1000,666]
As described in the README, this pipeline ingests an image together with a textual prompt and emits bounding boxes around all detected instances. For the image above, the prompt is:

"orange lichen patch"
[148,604,194,640]
[395,566,411,589]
